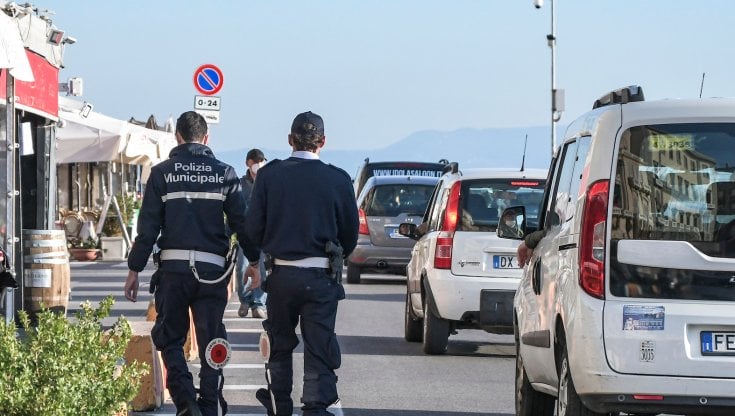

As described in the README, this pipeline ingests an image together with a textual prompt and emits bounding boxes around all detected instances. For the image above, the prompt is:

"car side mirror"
[399,222,421,240]
[497,206,526,240]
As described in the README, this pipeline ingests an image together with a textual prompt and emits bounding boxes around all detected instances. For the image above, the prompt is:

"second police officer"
[244,111,359,416]
[124,111,261,416]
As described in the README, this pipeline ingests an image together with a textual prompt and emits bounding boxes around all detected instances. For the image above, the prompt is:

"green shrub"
[0,296,148,415]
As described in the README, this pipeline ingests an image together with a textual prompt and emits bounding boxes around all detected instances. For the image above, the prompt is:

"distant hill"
[218,126,558,178]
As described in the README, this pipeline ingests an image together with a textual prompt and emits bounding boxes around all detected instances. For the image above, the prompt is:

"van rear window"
[610,123,735,299]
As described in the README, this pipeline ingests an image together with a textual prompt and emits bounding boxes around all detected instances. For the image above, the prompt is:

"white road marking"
[193,363,263,369]
[194,384,266,390]
[229,343,259,349]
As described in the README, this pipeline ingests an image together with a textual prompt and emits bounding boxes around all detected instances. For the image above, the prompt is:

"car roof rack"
[442,162,459,175]
[592,85,645,109]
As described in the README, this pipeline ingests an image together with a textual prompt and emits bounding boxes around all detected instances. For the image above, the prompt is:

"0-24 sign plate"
[195,95,221,111]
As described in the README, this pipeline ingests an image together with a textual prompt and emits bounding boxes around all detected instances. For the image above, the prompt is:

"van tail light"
[434,182,461,269]
[358,208,369,235]
[579,180,608,299]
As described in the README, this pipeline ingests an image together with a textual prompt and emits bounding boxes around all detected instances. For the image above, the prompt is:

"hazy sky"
[38,1,735,155]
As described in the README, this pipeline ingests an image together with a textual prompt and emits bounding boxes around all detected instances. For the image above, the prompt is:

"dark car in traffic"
[347,175,439,283]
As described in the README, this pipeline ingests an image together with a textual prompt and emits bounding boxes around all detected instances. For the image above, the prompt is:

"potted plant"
[69,237,101,261]
[0,296,148,415]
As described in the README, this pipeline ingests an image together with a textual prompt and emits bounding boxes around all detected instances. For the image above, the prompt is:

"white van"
[505,86,735,416]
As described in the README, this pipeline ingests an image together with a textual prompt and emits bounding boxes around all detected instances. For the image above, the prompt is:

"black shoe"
[256,388,276,416]
[176,398,203,416]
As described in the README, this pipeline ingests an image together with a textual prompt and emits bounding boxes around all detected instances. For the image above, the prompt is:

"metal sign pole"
[549,0,557,156]
[4,70,18,323]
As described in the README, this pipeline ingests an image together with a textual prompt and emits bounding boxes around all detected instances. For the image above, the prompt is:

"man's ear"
[287,134,293,147]
[202,133,209,145]
[175,132,184,145]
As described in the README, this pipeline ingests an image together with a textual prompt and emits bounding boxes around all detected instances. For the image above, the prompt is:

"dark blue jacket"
[240,171,254,201]
[244,157,358,259]
[128,143,259,273]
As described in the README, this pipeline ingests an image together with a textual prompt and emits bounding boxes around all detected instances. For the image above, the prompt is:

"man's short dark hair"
[290,111,325,152]
[176,111,208,143]
[246,148,266,163]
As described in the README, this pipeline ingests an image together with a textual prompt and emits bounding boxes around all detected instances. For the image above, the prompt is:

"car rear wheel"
[346,262,361,284]
[557,338,608,416]
[404,291,423,342]
[422,294,449,355]
[515,333,554,415]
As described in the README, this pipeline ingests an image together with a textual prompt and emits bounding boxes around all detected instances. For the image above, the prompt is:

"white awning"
[0,12,33,82]
[56,96,127,163]
[56,96,176,165]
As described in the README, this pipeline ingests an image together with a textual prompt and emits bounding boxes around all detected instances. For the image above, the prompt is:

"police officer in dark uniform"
[124,111,261,416]
[244,111,358,416]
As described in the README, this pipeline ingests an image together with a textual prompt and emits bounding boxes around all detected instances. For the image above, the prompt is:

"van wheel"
[516,339,554,415]
[422,294,449,355]
[557,340,607,416]
[346,263,361,284]
[404,291,423,342]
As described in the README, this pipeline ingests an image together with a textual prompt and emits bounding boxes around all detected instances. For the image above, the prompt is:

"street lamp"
[534,0,564,156]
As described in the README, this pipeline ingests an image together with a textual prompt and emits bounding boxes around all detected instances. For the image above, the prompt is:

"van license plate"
[701,331,735,355]
[493,255,517,269]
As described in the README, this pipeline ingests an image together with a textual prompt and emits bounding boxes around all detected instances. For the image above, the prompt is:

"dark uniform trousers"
[264,265,344,416]
[152,270,229,415]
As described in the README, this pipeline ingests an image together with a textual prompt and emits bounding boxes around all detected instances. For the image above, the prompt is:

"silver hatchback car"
[347,175,439,283]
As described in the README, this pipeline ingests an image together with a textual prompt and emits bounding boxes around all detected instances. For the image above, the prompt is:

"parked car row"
[349,85,735,416]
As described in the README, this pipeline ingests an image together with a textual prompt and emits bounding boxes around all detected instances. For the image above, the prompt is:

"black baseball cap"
[246,148,266,162]
[291,111,324,135]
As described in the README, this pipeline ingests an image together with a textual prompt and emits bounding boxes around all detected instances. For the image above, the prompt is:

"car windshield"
[610,123,735,300]
[458,178,545,232]
[364,184,436,217]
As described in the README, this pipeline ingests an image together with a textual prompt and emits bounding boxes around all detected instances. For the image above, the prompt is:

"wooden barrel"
[22,229,71,315]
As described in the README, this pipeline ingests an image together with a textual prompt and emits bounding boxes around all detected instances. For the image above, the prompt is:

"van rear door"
[603,122,735,378]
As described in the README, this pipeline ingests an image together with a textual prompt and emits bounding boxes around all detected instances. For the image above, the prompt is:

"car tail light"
[358,208,369,235]
[434,232,454,269]
[579,180,608,299]
[434,182,461,269]
[441,182,461,232]
[0,250,4,264]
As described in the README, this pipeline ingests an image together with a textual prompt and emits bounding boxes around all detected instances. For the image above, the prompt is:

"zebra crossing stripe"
[193,363,262,369]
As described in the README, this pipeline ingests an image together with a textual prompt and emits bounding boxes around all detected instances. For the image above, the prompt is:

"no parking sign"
[193,64,224,96]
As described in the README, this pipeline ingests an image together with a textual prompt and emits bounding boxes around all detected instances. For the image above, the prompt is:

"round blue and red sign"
[193,64,224,96]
